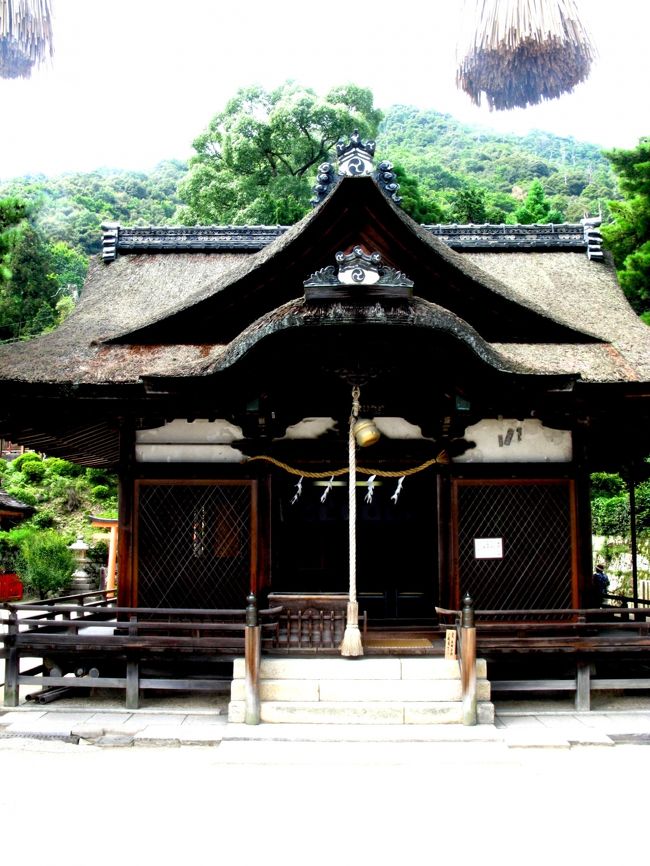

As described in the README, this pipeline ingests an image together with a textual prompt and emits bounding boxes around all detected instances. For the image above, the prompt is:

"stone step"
[230,677,490,703]
[229,700,495,725]
[233,656,487,681]
[229,655,494,726]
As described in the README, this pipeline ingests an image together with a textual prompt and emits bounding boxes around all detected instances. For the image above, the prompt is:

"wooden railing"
[268,593,366,651]
[436,603,650,711]
[1,599,281,710]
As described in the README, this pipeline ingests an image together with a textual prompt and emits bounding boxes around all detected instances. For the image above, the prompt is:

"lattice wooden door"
[452,479,576,610]
[135,480,257,609]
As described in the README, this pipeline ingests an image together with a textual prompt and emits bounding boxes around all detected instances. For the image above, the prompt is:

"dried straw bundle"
[0,0,53,79]
[457,0,595,110]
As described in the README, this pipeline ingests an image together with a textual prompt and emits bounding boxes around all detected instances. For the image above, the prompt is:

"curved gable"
[106,176,599,347]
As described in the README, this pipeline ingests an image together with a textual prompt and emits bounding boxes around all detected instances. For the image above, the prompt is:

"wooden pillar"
[117,420,135,608]
[106,524,118,592]
[461,593,477,726]
[244,593,261,725]
[125,615,139,709]
[628,475,639,607]
[4,611,19,707]
[575,660,591,711]
[437,470,452,610]
[573,427,594,608]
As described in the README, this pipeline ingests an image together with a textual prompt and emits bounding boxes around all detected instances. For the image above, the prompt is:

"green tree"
[0,222,57,339]
[601,138,650,319]
[513,179,565,224]
[391,164,449,223]
[16,530,75,599]
[45,239,87,326]
[0,197,28,283]
[451,185,488,223]
[177,82,383,225]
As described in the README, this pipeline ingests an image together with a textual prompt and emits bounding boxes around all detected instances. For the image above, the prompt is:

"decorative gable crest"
[336,130,376,177]
[335,248,383,285]
[310,131,402,208]
[304,246,413,303]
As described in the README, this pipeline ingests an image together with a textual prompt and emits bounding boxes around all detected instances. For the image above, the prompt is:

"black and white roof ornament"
[336,130,376,177]
[310,131,401,207]
[304,246,414,302]
[375,161,402,204]
[581,216,604,261]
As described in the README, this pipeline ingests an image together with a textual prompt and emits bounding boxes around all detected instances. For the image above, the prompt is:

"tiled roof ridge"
[101,219,603,262]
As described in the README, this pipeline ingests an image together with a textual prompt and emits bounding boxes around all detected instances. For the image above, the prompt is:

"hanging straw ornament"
[320,476,335,504]
[290,477,303,505]
[0,0,54,79]
[456,0,595,110]
[340,385,363,657]
[391,476,405,504]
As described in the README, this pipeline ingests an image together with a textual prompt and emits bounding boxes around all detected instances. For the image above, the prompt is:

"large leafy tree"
[177,82,383,226]
[601,138,650,321]
[513,179,564,224]
[0,222,58,340]
[0,197,28,283]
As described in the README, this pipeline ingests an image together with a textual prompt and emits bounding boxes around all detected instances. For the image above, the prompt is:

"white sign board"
[474,537,504,559]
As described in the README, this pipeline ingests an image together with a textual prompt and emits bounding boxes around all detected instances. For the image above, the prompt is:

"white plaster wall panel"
[454,418,572,463]
[136,418,243,444]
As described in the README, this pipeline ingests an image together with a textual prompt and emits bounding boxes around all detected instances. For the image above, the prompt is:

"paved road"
[1,736,648,866]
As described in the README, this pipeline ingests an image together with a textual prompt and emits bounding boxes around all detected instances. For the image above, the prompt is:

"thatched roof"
[457,0,595,110]
[0,0,53,79]
[0,174,647,390]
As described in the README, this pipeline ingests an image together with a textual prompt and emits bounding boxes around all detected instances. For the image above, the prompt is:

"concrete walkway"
[1,693,649,748]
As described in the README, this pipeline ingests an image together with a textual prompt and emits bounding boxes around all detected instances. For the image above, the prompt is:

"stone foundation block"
[230,679,320,702]
[404,703,464,724]
[477,702,495,724]
[233,657,403,681]
[319,679,463,702]
[259,701,405,725]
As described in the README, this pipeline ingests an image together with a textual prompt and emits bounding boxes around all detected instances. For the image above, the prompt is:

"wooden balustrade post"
[575,660,591,711]
[125,615,140,710]
[245,593,261,725]
[4,610,19,707]
[461,593,477,726]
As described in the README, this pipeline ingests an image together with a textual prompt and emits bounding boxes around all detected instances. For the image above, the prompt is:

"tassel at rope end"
[340,601,364,657]
[340,626,364,657]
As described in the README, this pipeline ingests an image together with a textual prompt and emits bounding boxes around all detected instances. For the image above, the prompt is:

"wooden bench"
[2,602,282,709]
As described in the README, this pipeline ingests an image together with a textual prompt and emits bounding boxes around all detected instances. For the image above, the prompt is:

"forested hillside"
[0,160,186,255]
[378,105,618,223]
[0,105,619,257]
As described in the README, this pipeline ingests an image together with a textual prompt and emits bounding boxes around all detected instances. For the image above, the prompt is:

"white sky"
[1,0,648,180]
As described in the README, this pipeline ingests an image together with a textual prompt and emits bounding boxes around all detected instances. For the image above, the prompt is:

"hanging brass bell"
[353,418,381,447]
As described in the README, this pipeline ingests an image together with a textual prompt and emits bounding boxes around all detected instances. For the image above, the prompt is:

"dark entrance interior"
[273,472,438,623]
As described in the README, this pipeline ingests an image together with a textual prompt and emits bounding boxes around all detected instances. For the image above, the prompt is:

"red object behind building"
[0,573,23,602]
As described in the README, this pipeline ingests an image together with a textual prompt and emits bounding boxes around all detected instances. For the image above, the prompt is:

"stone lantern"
[69,536,94,593]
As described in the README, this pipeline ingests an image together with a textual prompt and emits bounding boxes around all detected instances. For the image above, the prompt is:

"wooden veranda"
[3,590,650,716]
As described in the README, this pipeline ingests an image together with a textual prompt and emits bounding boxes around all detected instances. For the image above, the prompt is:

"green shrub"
[91,484,111,500]
[591,472,626,499]
[4,483,37,505]
[636,481,650,533]
[85,468,111,485]
[16,531,75,599]
[21,460,47,482]
[43,457,83,477]
[11,452,43,472]
[0,531,20,572]
[592,496,630,536]
[30,508,57,529]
